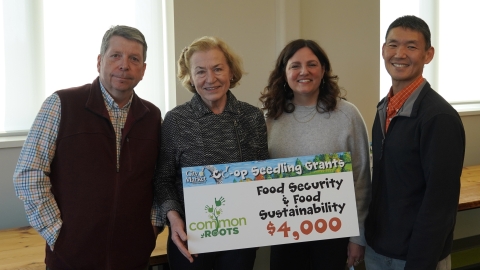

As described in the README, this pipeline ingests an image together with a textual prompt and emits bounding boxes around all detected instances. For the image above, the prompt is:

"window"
[380,0,480,111]
[437,1,480,104]
[0,0,175,134]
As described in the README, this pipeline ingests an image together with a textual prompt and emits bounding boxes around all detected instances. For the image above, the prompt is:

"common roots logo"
[205,196,226,231]
[187,196,247,238]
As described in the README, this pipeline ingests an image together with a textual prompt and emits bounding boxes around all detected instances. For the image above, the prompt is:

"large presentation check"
[182,152,359,254]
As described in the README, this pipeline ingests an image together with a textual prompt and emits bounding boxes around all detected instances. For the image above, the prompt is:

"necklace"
[292,106,317,123]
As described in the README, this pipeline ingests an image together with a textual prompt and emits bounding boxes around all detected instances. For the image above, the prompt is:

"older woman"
[155,36,269,269]
[260,39,371,269]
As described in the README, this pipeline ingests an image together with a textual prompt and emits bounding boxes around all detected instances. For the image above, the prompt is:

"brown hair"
[260,39,344,119]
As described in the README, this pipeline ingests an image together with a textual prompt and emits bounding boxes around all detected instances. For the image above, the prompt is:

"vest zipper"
[109,134,123,267]
[233,120,243,161]
[105,171,120,269]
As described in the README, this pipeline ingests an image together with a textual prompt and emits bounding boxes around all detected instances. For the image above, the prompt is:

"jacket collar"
[190,90,240,118]
[396,80,427,118]
[376,80,430,133]
[85,77,150,127]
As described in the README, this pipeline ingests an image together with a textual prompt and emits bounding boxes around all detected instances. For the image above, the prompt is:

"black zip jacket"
[365,81,465,270]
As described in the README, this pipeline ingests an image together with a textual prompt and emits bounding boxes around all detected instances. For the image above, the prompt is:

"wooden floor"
[0,226,168,270]
[0,227,44,270]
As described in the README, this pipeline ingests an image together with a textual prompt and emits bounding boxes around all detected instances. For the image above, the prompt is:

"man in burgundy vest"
[14,25,162,269]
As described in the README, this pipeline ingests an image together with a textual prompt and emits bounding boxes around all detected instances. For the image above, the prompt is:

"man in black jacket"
[364,15,465,270]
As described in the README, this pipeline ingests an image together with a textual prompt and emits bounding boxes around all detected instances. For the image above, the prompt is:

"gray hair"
[100,25,147,61]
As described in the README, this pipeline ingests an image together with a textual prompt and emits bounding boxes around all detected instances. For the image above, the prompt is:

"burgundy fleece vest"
[45,78,161,270]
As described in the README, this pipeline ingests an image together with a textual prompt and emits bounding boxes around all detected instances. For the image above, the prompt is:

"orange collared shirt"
[385,76,424,132]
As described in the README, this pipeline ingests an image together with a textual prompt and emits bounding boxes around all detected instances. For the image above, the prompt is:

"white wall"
[0,147,28,229]
[173,0,278,109]
[300,0,380,131]
[0,0,478,268]
[462,115,480,167]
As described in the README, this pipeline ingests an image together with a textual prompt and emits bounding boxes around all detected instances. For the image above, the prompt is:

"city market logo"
[188,196,247,238]
[184,165,233,185]
[184,167,207,184]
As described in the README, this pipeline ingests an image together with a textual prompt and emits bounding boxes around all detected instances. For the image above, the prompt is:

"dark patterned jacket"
[155,91,269,227]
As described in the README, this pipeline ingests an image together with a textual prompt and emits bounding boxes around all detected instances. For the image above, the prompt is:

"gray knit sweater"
[155,91,269,228]
[266,99,371,246]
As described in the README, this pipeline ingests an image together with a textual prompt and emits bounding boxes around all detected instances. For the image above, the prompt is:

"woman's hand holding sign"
[167,210,197,263]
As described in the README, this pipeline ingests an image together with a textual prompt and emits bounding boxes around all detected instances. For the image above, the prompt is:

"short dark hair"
[100,25,147,62]
[260,39,343,119]
[386,15,431,50]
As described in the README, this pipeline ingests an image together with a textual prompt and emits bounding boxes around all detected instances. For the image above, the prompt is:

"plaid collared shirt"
[13,83,160,249]
[100,84,132,171]
[385,76,424,132]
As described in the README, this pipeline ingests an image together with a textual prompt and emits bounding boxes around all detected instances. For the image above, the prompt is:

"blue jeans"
[364,244,451,270]
[364,244,406,270]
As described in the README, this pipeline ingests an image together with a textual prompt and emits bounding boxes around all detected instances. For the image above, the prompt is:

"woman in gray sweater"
[155,36,269,270]
[260,39,371,269]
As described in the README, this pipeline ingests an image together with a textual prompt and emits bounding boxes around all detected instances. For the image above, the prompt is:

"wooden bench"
[1,165,479,269]
[0,226,168,270]
[457,164,480,211]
